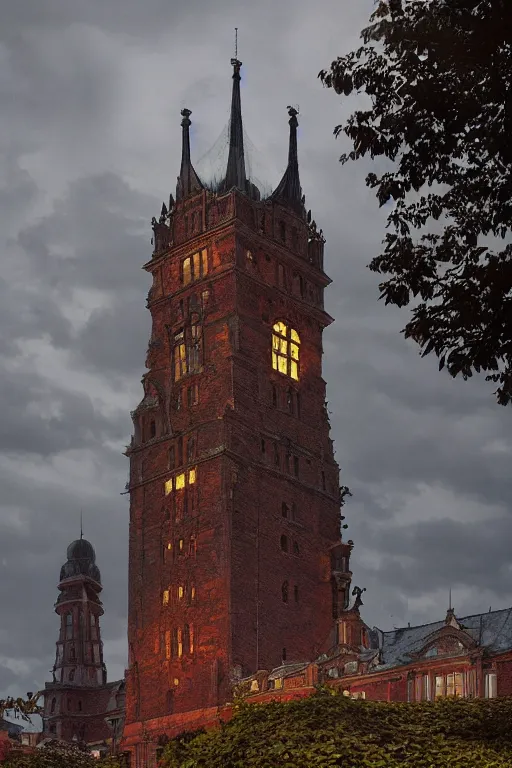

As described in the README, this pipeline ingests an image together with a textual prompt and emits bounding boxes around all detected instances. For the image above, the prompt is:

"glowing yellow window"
[272,322,300,380]
[190,625,194,654]
[174,342,187,381]
[167,542,172,550]
[182,257,192,285]
[165,630,171,660]
[173,677,179,686]
[178,586,184,600]
[189,467,196,485]
[175,473,185,490]
[177,628,183,658]
[164,479,173,495]
[179,539,184,552]
[201,248,208,275]
[162,590,169,606]
[191,586,196,600]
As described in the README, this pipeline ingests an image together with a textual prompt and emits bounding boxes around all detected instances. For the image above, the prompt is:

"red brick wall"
[124,189,342,754]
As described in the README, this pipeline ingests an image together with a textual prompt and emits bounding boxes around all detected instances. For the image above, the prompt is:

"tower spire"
[271,106,304,214]
[220,54,247,193]
[80,509,83,540]
[176,108,203,202]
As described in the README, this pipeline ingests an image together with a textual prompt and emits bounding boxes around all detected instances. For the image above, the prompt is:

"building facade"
[237,603,512,704]
[40,537,125,752]
[122,58,352,764]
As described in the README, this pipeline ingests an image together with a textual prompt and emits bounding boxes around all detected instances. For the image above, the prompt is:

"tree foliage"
[0,696,42,724]
[319,0,512,405]
[159,693,512,767]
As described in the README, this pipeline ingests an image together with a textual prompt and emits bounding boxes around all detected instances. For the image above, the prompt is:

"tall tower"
[41,537,124,747]
[123,59,352,761]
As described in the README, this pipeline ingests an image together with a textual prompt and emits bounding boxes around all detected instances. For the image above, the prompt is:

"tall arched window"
[281,581,289,604]
[50,697,56,714]
[272,322,300,380]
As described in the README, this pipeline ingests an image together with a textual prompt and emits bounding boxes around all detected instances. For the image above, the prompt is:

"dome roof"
[67,538,96,562]
[59,537,101,584]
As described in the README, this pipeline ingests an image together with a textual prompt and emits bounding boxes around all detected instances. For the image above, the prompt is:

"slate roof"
[372,607,512,670]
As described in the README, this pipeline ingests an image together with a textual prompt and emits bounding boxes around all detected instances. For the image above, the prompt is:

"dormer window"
[426,647,438,658]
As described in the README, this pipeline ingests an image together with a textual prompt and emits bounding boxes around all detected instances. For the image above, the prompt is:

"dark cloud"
[0,0,510,703]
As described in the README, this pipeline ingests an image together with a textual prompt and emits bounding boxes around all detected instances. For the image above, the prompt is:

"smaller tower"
[41,537,124,746]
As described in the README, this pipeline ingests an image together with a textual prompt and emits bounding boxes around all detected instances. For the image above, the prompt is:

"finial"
[449,588,452,611]
[176,107,203,202]
[80,509,83,540]
[270,104,304,214]
[235,27,238,59]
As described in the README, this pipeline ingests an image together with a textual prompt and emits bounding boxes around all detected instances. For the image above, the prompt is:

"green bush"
[1,740,124,768]
[160,692,512,767]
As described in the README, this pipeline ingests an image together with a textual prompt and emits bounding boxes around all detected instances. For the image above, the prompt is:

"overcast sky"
[0,0,511,705]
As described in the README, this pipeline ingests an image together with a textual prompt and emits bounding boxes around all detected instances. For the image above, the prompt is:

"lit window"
[179,539,184,552]
[181,249,208,286]
[272,322,300,380]
[177,628,183,658]
[485,672,497,699]
[165,630,171,660]
[167,542,172,550]
[173,677,179,686]
[175,473,186,490]
[162,590,169,606]
[189,468,196,484]
[178,586,184,600]
[435,675,444,698]
[165,479,173,495]
[191,586,196,600]
[174,330,187,380]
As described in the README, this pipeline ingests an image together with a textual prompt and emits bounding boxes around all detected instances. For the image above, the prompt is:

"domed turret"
[59,537,101,584]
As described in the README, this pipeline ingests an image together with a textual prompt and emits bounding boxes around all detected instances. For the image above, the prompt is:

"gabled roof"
[373,607,512,669]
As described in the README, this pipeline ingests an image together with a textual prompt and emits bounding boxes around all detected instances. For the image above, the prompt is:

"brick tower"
[123,59,352,763]
[41,536,125,749]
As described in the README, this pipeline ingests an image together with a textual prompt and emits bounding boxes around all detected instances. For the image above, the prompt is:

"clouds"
[0,0,510,705]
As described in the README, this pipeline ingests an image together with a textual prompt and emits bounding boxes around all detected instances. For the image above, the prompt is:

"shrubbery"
[160,692,512,767]
[0,740,123,768]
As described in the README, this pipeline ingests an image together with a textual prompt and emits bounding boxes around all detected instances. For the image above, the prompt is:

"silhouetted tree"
[320,0,512,405]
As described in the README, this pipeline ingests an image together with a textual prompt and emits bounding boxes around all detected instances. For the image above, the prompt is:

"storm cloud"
[0,0,510,706]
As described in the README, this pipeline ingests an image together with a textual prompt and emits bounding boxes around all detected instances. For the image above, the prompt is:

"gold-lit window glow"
[178,586,184,600]
[191,586,196,600]
[173,678,179,686]
[165,631,171,660]
[177,628,183,658]
[162,589,170,606]
[272,322,300,381]
[165,468,197,496]
[182,249,208,286]
[167,542,172,550]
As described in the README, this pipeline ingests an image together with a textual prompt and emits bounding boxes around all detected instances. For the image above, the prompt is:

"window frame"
[181,249,209,286]
[272,322,300,381]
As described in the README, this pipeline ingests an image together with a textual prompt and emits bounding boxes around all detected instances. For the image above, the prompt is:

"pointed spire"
[176,108,203,202]
[80,509,83,540]
[271,106,304,215]
[220,58,247,193]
